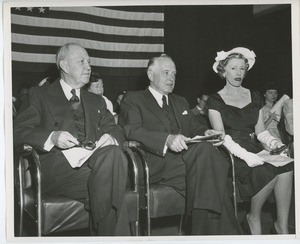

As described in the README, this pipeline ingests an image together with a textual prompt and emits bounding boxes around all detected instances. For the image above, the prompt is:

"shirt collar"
[60,79,81,100]
[196,105,203,111]
[148,86,168,108]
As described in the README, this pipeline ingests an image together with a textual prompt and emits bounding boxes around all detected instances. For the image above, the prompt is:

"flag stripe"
[11,13,164,37]
[50,6,164,22]
[11,24,163,44]
[12,43,163,59]
[12,52,151,68]
[12,33,163,53]
[11,6,164,76]
[12,61,147,77]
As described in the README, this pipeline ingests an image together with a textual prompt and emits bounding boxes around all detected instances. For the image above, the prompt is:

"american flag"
[11,6,164,76]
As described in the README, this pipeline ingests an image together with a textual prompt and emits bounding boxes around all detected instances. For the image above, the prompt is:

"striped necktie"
[70,89,80,110]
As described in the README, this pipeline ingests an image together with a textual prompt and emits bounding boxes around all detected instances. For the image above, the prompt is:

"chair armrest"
[122,143,139,193]
[125,141,150,211]
[15,144,33,155]
[123,140,141,148]
[219,145,238,218]
[16,143,42,216]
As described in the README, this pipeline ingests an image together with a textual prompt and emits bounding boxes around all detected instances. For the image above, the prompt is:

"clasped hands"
[51,131,116,149]
[166,129,225,153]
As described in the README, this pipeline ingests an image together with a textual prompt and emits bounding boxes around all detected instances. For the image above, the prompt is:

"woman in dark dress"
[207,47,293,235]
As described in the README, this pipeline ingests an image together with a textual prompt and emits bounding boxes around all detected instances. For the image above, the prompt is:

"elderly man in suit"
[13,43,130,236]
[119,54,241,235]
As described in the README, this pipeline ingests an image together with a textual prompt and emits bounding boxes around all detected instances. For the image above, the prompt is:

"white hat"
[212,47,256,73]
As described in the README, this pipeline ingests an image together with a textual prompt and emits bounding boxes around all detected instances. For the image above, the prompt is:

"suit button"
[54,122,58,126]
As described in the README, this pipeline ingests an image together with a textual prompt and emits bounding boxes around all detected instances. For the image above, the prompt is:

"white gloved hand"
[242,151,264,167]
[224,135,264,167]
[257,130,283,150]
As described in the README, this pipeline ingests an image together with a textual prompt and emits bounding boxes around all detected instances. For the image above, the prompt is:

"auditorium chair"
[125,141,185,236]
[219,145,239,218]
[15,143,140,236]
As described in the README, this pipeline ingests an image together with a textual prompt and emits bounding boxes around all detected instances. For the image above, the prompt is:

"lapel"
[168,94,182,133]
[80,89,101,141]
[144,89,171,131]
[45,80,77,134]
[44,80,100,141]
[143,89,182,133]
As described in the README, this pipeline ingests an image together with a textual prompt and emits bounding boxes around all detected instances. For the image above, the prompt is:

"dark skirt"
[229,130,294,200]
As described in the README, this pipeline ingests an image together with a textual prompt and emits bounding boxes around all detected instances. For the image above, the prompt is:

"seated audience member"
[13,43,131,236]
[261,82,288,143]
[119,54,241,235]
[278,98,294,157]
[114,90,127,115]
[282,98,293,136]
[85,72,115,116]
[14,82,31,113]
[190,91,210,127]
[207,47,293,235]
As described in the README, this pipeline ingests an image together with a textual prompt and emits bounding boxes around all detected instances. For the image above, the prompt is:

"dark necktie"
[162,95,168,109]
[161,95,178,133]
[70,89,80,110]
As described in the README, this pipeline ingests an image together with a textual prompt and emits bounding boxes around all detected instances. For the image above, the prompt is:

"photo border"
[2,0,300,243]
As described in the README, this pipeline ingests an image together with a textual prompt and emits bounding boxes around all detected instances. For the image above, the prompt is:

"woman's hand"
[244,152,264,167]
[204,129,225,146]
[268,112,279,122]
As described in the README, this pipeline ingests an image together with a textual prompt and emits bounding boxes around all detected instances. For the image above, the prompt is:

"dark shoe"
[241,214,252,235]
[270,223,278,234]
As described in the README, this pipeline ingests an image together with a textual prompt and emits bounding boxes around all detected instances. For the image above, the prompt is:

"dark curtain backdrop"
[12,5,292,107]
[164,5,292,106]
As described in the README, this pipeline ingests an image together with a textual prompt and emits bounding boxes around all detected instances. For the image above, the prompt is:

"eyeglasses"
[77,140,96,150]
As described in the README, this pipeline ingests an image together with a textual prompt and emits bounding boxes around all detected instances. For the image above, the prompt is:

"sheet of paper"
[257,150,293,167]
[62,133,114,168]
[269,94,290,120]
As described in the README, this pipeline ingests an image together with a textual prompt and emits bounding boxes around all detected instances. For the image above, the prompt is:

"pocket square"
[182,110,188,115]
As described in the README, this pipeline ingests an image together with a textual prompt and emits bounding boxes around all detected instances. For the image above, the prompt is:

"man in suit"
[14,43,130,236]
[119,54,241,235]
[190,91,210,127]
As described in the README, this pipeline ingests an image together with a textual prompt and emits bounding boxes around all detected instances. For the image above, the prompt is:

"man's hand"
[51,131,79,149]
[204,129,225,146]
[166,134,189,152]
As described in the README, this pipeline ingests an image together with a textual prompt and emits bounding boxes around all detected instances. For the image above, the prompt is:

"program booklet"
[186,133,223,144]
[257,150,293,167]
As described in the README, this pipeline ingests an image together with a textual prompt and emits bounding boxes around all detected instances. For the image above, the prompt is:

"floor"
[15,195,295,237]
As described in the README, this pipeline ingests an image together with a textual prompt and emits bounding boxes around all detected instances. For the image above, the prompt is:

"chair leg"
[178,214,184,235]
[134,220,139,236]
[129,220,139,236]
[18,202,23,236]
[146,210,151,236]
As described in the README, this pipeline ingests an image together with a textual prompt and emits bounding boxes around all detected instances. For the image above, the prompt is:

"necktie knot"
[70,89,79,102]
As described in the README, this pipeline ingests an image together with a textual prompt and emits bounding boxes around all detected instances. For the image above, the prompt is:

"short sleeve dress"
[207,90,293,200]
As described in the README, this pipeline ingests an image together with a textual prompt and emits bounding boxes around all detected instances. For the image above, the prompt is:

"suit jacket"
[14,79,125,190]
[119,89,208,183]
[190,106,211,128]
